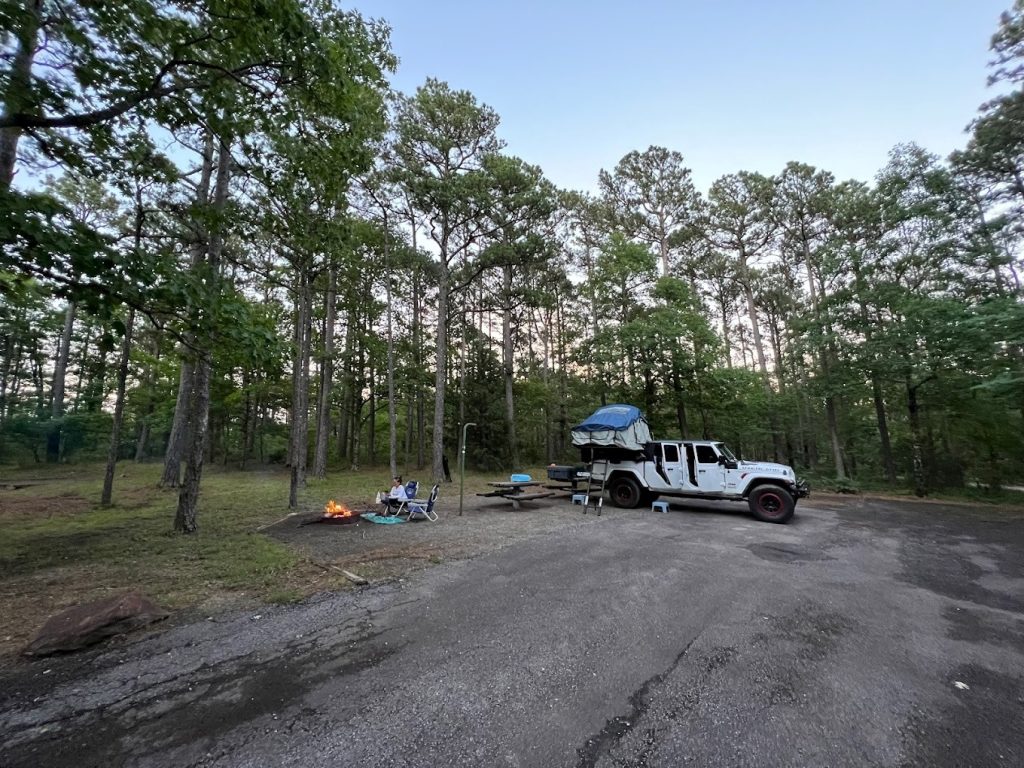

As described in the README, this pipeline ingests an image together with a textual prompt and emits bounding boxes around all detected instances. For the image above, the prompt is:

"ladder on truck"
[582,459,608,516]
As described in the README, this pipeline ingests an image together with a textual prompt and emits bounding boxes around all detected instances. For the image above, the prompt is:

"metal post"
[459,422,476,517]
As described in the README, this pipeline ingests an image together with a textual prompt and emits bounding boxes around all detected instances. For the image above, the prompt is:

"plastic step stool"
[651,500,669,514]
[571,493,587,506]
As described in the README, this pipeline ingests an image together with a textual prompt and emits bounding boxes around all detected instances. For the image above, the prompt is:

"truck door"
[661,443,684,489]
[694,444,726,492]
[683,443,698,487]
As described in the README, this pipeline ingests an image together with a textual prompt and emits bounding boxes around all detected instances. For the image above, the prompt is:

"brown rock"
[23,591,169,657]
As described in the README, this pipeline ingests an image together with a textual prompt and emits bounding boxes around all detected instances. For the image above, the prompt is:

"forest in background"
[2,1,1024,532]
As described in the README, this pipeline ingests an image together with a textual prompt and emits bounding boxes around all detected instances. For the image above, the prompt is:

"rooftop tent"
[571,404,652,450]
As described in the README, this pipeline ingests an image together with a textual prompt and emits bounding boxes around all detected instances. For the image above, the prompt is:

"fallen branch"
[255,512,299,531]
[306,558,369,586]
[338,568,369,586]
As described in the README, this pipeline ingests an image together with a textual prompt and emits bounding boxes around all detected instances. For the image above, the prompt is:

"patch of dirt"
[266,490,634,583]
[0,493,93,519]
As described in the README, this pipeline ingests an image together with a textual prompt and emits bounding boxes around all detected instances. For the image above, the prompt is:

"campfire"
[301,499,362,527]
[324,499,353,518]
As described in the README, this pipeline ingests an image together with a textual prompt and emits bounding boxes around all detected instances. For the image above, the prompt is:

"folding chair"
[407,484,439,521]
[393,480,420,516]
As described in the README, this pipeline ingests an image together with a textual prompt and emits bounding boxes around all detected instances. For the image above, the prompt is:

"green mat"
[360,512,405,524]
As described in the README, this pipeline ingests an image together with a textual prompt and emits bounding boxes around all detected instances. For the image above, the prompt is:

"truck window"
[695,445,718,464]
[663,444,679,463]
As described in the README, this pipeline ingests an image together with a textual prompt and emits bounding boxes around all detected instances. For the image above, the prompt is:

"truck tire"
[609,476,643,508]
[748,485,795,523]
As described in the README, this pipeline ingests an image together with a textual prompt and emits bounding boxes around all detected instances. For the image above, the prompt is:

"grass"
[800,471,1024,506]
[0,460,550,657]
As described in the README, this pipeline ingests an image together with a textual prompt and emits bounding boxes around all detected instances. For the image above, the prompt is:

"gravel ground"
[267,488,648,581]
[2,492,1022,768]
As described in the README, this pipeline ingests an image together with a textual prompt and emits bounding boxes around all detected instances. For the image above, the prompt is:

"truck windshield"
[715,443,737,462]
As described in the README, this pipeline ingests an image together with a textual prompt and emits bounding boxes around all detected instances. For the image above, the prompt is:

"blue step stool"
[651,500,669,514]
[571,493,587,506]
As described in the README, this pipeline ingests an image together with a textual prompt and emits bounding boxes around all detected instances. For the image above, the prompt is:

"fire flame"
[324,499,353,518]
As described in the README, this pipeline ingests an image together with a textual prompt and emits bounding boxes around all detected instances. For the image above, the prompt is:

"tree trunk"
[535,307,553,463]
[101,309,135,506]
[313,265,337,478]
[432,262,450,483]
[239,373,252,469]
[414,269,426,469]
[349,316,365,469]
[175,350,210,532]
[0,332,13,428]
[337,316,351,461]
[872,376,897,483]
[364,292,376,466]
[672,370,689,438]
[161,132,215,487]
[0,0,41,189]
[383,223,398,478]
[720,306,732,368]
[502,264,520,468]
[286,300,300,469]
[134,332,159,462]
[795,365,818,469]
[102,188,145,501]
[367,351,376,466]
[555,290,568,458]
[161,359,194,486]
[906,376,931,498]
[80,334,108,413]
[824,393,846,480]
[46,301,76,462]
[741,280,769,378]
[289,269,312,509]
[174,136,231,532]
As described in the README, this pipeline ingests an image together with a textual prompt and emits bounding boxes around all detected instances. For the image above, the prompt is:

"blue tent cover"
[571,404,652,450]
[573,404,643,432]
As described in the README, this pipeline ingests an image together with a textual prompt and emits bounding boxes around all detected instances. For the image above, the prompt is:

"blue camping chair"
[408,484,439,521]
[382,481,417,518]
[391,480,420,516]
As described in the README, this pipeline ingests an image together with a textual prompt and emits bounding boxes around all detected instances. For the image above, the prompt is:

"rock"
[23,591,169,657]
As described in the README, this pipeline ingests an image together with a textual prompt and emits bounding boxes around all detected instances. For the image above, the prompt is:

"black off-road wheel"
[609,476,643,508]
[748,485,795,523]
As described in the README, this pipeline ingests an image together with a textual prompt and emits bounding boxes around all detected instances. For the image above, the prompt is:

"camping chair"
[392,480,420,516]
[408,484,439,521]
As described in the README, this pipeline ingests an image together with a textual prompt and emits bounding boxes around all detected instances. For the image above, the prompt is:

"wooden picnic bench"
[477,481,554,510]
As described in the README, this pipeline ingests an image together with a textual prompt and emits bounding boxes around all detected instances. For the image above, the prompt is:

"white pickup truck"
[571,405,808,523]
[589,440,809,523]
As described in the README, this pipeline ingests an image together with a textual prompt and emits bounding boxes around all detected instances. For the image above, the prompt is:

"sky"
[349,0,1011,194]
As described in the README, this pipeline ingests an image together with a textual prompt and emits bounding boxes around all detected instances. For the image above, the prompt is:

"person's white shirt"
[388,484,408,501]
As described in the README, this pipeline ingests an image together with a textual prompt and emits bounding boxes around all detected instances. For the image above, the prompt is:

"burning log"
[300,499,364,526]
[324,499,353,518]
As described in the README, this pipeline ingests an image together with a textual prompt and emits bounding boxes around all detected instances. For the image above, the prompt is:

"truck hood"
[733,461,797,480]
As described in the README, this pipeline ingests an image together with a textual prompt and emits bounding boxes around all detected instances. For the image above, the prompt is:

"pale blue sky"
[351,0,1010,192]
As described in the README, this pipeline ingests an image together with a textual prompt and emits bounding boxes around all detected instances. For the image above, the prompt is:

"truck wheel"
[609,476,642,508]
[748,485,795,523]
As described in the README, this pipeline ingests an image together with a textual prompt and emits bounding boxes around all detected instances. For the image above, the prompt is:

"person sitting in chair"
[380,476,408,512]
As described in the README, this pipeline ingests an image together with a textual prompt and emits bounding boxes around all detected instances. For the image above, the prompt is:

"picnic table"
[476,480,554,510]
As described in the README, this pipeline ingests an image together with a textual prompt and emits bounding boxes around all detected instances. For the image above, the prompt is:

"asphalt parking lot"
[1,495,1022,767]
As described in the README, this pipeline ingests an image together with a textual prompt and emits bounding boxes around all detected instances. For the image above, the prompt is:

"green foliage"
[3,1,1024,506]
[989,0,1024,87]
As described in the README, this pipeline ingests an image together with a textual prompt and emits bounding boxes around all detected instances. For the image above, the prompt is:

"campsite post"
[459,422,476,517]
